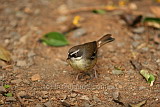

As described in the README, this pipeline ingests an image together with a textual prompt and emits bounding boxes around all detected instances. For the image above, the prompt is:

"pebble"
[129,3,137,10]
[132,27,145,34]
[72,28,87,38]
[19,34,29,44]
[112,91,119,100]
[11,79,22,84]
[41,91,48,95]
[10,32,21,41]
[23,79,30,84]
[127,70,134,74]
[34,9,40,15]
[28,51,36,58]
[141,47,149,52]
[16,60,27,67]
[31,74,41,81]
[16,11,26,18]
[154,34,160,44]
[10,20,18,27]
[4,8,13,14]
[93,95,101,102]
[130,60,142,70]
[70,93,77,98]
[104,91,108,95]
[107,85,115,90]
[61,101,71,107]
[139,86,146,90]
[131,34,142,41]
[56,16,68,23]
[0,76,3,80]
[42,95,48,99]
[18,91,28,98]
[132,41,140,48]
[6,97,16,102]
[80,95,90,101]
[0,86,6,93]
[104,76,111,81]
[57,4,69,14]
[112,70,123,75]
[35,104,44,107]
[83,102,91,107]
[44,101,52,107]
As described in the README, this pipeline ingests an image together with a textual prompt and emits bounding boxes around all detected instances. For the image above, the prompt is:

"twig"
[16,94,25,107]
[66,6,118,14]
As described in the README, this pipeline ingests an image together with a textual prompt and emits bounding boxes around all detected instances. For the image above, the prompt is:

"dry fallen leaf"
[0,45,11,62]
[150,6,160,18]
[72,16,81,27]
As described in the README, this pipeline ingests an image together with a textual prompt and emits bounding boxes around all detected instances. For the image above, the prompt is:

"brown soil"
[0,0,160,107]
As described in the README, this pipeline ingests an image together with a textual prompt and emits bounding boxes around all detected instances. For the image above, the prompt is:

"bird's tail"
[97,34,115,48]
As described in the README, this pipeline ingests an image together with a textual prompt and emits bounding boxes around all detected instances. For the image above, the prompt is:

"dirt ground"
[0,0,160,107]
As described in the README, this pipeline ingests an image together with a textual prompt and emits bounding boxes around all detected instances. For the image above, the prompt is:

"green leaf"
[5,93,12,97]
[40,32,69,46]
[143,17,160,29]
[0,45,11,62]
[143,17,160,23]
[92,9,106,14]
[140,70,155,86]
[3,85,10,89]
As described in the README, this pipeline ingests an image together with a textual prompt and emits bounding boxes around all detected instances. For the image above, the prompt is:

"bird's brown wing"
[82,41,97,59]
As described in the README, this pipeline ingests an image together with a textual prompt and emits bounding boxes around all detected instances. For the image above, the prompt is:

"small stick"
[66,6,119,14]
[16,94,25,107]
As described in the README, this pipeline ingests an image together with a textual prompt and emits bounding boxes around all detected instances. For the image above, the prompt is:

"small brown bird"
[67,34,115,79]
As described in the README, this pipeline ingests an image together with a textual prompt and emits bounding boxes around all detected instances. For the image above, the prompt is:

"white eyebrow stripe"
[70,49,79,55]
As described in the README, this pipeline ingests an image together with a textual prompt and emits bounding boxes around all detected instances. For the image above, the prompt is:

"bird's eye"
[70,53,77,58]
[68,49,82,58]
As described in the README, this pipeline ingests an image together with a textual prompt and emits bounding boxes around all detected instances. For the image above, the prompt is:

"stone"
[44,101,52,107]
[23,79,30,84]
[107,85,115,90]
[104,77,111,81]
[80,95,89,101]
[42,95,48,99]
[131,34,142,41]
[31,74,41,81]
[28,51,36,57]
[10,20,17,27]
[132,41,140,48]
[0,86,6,93]
[93,95,101,102]
[56,16,68,24]
[35,104,44,107]
[83,101,91,107]
[11,79,22,84]
[112,70,123,75]
[129,3,137,10]
[18,91,28,98]
[6,97,16,102]
[70,93,77,98]
[139,86,146,90]
[132,27,145,34]
[0,76,3,80]
[41,91,48,95]
[61,101,70,107]
[72,28,87,38]
[112,91,119,100]
[16,60,27,67]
